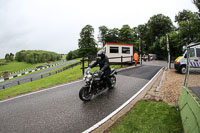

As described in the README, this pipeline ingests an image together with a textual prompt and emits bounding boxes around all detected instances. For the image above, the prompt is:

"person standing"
[134,52,139,66]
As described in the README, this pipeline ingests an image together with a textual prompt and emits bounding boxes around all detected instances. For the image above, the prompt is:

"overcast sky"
[0,0,197,58]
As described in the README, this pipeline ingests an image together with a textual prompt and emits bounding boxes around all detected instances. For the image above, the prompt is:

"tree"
[147,14,174,45]
[133,24,150,51]
[5,53,10,62]
[175,10,200,44]
[193,0,200,12]
[78,47,98,57]
[98,26,109,46]
[78,25,97,57]
[106,28,120,43]
[119,25,134,44]
[15,50,60,63]
[78,25,96,49]
[9,53,14,61]
[66,51,73,60]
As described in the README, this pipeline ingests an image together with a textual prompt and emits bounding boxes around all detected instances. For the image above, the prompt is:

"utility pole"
[139,38,142,65]
[166,33,171,69]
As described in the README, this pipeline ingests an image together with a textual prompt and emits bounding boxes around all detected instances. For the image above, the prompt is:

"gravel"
[144,69,185,105]
[160,69,185,105]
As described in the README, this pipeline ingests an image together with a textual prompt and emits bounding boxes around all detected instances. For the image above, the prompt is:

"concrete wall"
[178,86,200,133]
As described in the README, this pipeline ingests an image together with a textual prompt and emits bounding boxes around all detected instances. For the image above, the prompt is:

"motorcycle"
[79,68,117,101]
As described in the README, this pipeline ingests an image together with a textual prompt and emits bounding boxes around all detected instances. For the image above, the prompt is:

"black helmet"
[97,49,105,59]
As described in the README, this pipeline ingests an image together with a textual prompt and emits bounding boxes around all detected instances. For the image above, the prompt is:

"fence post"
[131,56,133,65]
[41,75,43,78]
[30,78,33,82]
[18,81,20,85]
[121,56,123,68]
[82,57,85,76]
[3,86,5,89]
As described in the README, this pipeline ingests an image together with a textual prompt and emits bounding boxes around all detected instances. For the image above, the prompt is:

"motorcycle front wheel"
[110,75,116,88]
[79,86,93,101]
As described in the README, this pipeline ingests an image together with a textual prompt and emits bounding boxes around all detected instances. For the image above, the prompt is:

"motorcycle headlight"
[86,75,92,82]
[87,74,92,79]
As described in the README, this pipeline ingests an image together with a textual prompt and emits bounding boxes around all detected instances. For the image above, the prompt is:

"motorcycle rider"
[87,49,112,89]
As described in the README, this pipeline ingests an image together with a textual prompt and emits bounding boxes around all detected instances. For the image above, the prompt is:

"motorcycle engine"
[92,71,104,92]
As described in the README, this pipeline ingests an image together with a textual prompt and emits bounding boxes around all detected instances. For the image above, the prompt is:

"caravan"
[174,43,200,74]
[103,43,133,63]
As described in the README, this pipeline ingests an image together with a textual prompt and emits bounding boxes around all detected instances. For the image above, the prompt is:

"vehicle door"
[189,48,197,68]
[195,47,200,67]
[189,47,200,68]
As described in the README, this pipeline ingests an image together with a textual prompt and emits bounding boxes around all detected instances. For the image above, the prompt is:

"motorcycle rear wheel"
[79,86,93,101]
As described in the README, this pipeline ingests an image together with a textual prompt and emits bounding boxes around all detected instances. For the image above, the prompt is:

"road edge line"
[83,67,164,133]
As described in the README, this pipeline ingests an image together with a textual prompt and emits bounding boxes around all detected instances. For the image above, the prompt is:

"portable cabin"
[103,43,133,63]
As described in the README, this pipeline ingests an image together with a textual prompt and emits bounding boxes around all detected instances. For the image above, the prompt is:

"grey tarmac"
[0,65,162,133]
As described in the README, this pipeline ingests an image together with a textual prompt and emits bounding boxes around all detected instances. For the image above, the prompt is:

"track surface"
[0,65,162,133]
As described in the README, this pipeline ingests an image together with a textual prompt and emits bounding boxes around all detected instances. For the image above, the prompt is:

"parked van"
[174,43,200,74]
[149,54,157,60]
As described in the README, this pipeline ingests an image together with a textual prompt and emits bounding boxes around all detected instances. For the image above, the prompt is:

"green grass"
[109,100,183,133]
[44,60,80,74]
[0,61,45,76]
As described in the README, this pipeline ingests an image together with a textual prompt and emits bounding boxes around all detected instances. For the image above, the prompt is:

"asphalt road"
[190,87,200,99]
[0,65,162,133]
[0,60,77,87]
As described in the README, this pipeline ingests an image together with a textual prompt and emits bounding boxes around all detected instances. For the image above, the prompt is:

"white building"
[103,43,133,63]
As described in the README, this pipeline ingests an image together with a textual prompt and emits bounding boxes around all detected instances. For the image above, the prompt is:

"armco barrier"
[178,86,200,133]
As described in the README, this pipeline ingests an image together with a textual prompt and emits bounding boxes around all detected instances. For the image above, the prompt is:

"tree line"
[67,0,200,60]
[15,50,61,64]
[5,53,14,62]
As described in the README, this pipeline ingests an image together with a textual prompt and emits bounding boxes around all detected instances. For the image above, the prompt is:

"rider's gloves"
[99,70,104,76]
[86,67,91,73]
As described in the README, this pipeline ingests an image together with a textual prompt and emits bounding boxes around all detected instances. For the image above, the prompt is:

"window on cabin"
[122,47,130,54]
[110,47,119,53]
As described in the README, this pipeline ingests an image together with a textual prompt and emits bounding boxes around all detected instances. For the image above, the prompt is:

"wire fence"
[0,62,80,90]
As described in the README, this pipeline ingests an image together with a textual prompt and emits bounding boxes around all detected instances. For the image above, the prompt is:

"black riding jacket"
[90,55,111,76]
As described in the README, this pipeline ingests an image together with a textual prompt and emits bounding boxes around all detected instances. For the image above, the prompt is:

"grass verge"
[109,100,183,133]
